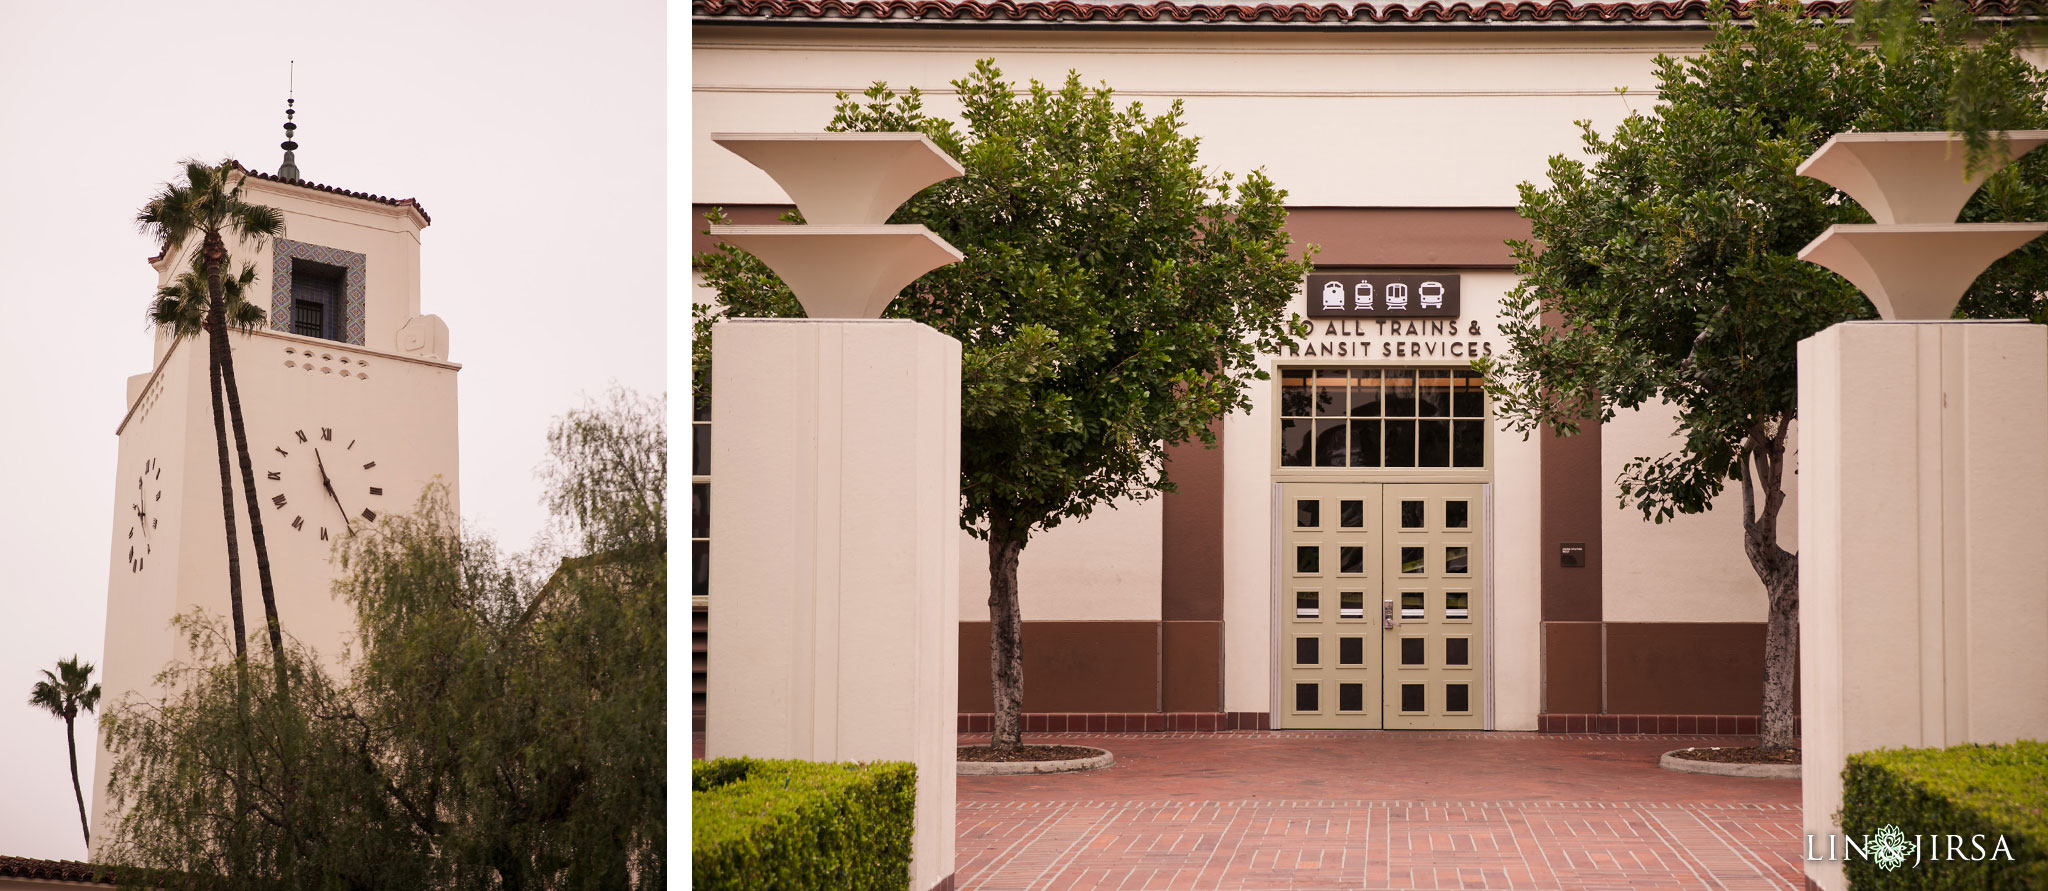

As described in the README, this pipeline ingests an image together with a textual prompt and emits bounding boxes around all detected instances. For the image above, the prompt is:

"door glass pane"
[1339,500,1365,528]
[1453,369,1486,416]
[1315,419,1347,467]
[1280,368,1312,416]
[1400,546,1425,574]
[1295,683,1319,712]
[1453,420,1485,467]
[1340,591,1365,619]
[692,540,709,599]
[1401,683,1425,713]
[1340,637,1364,665]
[1446,592,1470,619]
[1384,370,1416,416]
[1349,368,1383,416]
[1385,419,1416,467]
[692,482,711,539]
[1401,637,1425,665]
[1446,637,1470,666]
[1339,546,1365,574]
[1296,591,1320,619]
[1419,420,1451,466]
[1348,420,1381,467]
[1296,546,1320,574]
[1339,683,1364,712]
[1446,546,1470,574]
[1401,591,1425,618]
[1445,501,1469,529]
[1417,368,1452,418]
[1280,419,1311,466]
[1447,684,1470,713]
[1296,500,1320,528]
[1400,500,1425,528]
[692,423,712,476]
[1295,637,1319,666]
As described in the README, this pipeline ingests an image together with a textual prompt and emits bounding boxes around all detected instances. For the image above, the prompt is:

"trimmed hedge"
[692,756,917,891]
[1842,740,2048,890]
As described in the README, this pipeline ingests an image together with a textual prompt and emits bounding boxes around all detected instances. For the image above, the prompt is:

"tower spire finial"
[278,62,301,180]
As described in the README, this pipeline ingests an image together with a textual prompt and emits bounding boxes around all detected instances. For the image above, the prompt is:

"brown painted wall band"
[958,621,1162,713]
[692,205,1530,270]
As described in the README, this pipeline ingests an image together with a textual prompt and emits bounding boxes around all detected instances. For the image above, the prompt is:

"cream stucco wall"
[694,29,1702,208]
[956,499,1164,622]
[1600,401,1799,623]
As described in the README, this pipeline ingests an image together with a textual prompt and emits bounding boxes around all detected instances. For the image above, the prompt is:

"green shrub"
[692,757,917,891]
[1842,740,2048,890]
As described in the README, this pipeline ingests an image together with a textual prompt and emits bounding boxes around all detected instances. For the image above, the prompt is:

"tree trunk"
[200,243,250,669]
[987,532,1026,753]
[64,715,87,847]
[217,331,286,693]
[1738,419,1800,750]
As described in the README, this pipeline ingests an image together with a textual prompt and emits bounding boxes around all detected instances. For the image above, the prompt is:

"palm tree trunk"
[217,335,286,692]
[203,298,250,667]
[988,526,1026,753]
[64,715,88,847]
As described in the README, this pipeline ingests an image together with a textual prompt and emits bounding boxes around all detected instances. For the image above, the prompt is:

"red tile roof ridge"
[695,0,2044,25]
[228,160,432,225]
[0,854,115,884]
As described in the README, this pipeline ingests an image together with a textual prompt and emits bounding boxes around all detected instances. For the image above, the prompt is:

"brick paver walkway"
[956,732,1803,891]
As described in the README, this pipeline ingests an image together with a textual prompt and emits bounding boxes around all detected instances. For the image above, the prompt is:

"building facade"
[692,2,1795,733]
[92,165,459,848]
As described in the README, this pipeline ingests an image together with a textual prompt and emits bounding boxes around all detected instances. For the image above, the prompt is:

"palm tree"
[29,656,101,847]
[150,254,267,336]
[137,160,288,690]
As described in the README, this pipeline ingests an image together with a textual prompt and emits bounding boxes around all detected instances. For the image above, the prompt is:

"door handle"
[1383,599,1396,629]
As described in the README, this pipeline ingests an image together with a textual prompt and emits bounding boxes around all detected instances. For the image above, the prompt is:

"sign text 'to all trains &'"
[1291,273,1495,360]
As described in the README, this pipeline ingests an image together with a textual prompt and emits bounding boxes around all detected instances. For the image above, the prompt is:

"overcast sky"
[0,3,664,859]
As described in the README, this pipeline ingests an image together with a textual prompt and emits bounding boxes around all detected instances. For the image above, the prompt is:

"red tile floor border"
[954,731,1804,890]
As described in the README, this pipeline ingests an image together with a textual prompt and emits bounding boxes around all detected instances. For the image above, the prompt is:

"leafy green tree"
[100,390,665,890]
[694,62,1312,751]
[137,160,289,690]
[1482,0,2048,749]
[29,656,100,847]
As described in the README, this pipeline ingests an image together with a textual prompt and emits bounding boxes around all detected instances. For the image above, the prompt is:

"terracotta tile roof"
[0,855,115,884]
[229,160,432,225]
[695,0,2042,27]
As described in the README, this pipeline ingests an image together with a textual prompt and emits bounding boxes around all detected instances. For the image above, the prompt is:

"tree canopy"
[1481,0,2048,748]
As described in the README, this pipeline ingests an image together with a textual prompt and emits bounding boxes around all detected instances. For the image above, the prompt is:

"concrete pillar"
[707,318,962,891]
[1797,320,2048,891]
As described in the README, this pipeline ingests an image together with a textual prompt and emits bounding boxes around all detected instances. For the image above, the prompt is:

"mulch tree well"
[1666,746,1801,765]
[957,745,1103,763]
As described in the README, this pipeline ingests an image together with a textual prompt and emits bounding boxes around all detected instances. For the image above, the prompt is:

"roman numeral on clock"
[361,508,377,522]
[275,447,289,458]
[369,487,382,496]
[267,471,282,481]
[295,430,308,443]
[322,427,333,441]
[272,494,288,508]
[292,516,305,531]
[320,527,329,541]
[362,461,376,470]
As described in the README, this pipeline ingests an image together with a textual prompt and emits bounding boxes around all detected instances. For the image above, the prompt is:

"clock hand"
[315,448,355,535]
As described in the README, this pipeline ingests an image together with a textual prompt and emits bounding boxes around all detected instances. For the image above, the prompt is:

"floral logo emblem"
[1869,824,1913,871]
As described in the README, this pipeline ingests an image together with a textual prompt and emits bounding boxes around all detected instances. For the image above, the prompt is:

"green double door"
[1278,482,1485,729]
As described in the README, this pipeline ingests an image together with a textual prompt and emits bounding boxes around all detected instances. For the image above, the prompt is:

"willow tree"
[1482,0,2048,749]
[695,62,1311,751]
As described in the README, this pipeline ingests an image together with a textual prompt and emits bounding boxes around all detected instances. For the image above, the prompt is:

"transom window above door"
[1279,367,1486,468]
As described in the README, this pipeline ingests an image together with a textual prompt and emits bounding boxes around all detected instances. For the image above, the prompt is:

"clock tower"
[90,123,460,847]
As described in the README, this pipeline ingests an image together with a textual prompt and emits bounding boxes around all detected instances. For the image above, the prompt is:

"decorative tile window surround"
[270,238,367,346]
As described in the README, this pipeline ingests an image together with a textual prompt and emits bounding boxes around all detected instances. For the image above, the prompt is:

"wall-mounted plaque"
[1559,542,1586,568]
[1307,273,1461,319]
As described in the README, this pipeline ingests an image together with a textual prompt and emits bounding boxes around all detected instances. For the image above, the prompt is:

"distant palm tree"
[137,160,288,690]
[150,254,266,336]
[29,656,101,847]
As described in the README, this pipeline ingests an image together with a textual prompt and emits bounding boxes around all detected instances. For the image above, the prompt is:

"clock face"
[263,426,384,544]
[125,456,165,573]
